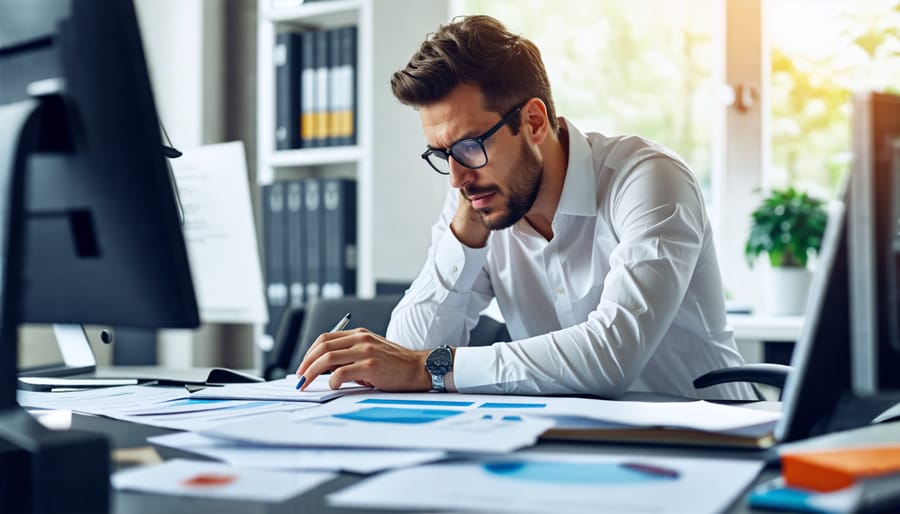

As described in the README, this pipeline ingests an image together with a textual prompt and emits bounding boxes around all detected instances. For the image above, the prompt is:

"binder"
[338,26,357,146]
[321,179,357,298]
[300,30,316,148]
[261,183,288,340]
[327,28,342,147]
[303,179,323,302]
[312,30,330,147]
[285,180,306,310]
[274,32,302,150]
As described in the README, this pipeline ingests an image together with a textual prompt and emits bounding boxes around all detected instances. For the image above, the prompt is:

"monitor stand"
[0,97,109,512]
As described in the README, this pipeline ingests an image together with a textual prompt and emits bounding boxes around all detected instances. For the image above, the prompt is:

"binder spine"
[300,31,316,148]
[322,179,357,298]
[285,180,306,310]
[312,30,330,148]
[262,183,288,339]
[304,179,323,302]
[274,32,302,150]
[340,26,357,146]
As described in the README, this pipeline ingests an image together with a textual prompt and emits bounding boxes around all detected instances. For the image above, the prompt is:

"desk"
[56,380,778,514]
[728,314,804,365]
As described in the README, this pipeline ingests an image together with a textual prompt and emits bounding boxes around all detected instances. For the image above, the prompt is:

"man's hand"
[451,189,490,248]
[295,328,432,392]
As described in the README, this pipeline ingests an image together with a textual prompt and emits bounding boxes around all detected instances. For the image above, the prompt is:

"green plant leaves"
[745,188,828,268]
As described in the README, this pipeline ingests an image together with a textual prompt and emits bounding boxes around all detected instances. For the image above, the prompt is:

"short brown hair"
[390,15,558,134]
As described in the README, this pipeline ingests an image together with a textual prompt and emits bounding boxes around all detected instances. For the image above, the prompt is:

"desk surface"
[63,391,780,514]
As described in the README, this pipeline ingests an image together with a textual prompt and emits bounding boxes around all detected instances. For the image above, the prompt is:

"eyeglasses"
[421,102,526,175]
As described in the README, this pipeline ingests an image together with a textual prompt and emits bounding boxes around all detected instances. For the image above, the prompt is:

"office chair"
[693,363,793,400]
[263,295,511,380]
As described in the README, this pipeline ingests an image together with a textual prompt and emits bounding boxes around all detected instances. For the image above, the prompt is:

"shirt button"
[555,287,564,295]
[451,265,459,273]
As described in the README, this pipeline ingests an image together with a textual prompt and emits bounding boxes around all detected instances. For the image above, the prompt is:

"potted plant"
[745,187,828,315]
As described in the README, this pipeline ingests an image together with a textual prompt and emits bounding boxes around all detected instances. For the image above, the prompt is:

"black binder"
[262,183,289,340]
[321,178,357,298]
[274,32,302,150]
[327,28,342,147]
[339,26,357,146]
[304,179,324,302]
[300,30,316,148]
[285,180,306,310]
[312,30,330,147]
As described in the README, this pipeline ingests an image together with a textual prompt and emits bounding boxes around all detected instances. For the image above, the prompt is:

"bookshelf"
[256,0,450,306]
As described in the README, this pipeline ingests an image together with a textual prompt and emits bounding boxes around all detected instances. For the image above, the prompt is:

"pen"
[620,461,680,479]
[296,312,352,390]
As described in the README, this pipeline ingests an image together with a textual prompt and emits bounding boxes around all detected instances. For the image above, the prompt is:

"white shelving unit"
[256,0,450,297]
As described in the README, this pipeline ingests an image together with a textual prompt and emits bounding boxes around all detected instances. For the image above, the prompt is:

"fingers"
[299,347,362,391]
[295,328,364,376]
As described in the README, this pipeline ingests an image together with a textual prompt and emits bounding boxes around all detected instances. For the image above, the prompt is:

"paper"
[189,375,369,403]
[149,432,446,474]
[18,385,188,412]
[170,141,268,324]
[115,401,316,432]
[112,458,334,503]
[203,405,554,454]
[329,451,764,514]
[320,391,781,435]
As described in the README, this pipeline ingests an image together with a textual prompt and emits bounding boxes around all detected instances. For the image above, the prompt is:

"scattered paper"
[329,451,764,514]
[203,405,554,454]
[188,375,370,403]
[149,432,446,474]
[112,458,334,503]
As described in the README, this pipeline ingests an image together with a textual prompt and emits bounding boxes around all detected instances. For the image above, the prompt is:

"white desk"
[727,313,805,364]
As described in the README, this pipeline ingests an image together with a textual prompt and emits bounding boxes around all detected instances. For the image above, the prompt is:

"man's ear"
[522,98,549,145]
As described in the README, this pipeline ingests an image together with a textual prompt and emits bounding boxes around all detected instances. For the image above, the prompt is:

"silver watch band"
[431,372,446,392]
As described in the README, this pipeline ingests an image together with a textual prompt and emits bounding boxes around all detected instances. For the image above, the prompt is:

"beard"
[466,139,543,231]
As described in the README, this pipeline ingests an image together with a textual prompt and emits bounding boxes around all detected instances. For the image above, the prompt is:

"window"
[769,0,900,199]
[451,0,719,197]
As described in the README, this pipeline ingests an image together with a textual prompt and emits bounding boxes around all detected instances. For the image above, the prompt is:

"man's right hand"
[450,189,490,248]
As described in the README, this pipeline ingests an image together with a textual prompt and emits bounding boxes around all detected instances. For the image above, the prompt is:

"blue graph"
[482,461,677,485]
[333,407,462,424]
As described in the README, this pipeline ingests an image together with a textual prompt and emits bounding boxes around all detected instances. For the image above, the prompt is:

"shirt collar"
[556,118,598,216]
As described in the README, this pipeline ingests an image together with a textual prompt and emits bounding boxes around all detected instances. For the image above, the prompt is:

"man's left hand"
[295,328,432,392]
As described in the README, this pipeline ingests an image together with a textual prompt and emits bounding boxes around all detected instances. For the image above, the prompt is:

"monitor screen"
[0,0,199,329]
[848,91,900,396]
[777,91,900,443]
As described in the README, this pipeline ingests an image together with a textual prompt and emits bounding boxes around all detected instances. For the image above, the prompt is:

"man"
[297,15,754,400]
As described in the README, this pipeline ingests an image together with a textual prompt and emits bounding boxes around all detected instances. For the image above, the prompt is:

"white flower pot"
[763,267,814,315]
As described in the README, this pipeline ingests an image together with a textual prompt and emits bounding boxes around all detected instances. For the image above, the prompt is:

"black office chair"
[263,295,511,380]
[693,363,793,400]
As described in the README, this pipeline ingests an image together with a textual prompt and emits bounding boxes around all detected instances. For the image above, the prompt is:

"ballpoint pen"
[296,312,352,390]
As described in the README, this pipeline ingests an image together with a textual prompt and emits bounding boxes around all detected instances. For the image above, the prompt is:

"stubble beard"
[477,139,543,231]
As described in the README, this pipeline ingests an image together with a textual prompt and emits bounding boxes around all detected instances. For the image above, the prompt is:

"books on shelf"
[275,26,357,151]
[262,178,357,339]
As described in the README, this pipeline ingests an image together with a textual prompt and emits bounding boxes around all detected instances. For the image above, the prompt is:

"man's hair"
[390,15,558,134]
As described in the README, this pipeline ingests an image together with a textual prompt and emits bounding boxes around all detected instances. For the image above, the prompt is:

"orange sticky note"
[782,445,900,492]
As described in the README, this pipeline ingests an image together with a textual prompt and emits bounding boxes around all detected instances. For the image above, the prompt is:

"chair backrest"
[263,295,511,380]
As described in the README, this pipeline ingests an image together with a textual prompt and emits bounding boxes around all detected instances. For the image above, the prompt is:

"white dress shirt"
[386,119,755,400]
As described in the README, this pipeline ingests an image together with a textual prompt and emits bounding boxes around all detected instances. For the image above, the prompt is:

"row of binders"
[274,26,357,150]
[262,178,357,339]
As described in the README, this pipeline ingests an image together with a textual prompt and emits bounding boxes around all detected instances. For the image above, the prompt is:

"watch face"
[426,346,453,376]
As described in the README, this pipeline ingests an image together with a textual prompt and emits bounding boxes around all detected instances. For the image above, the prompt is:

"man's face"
[419,84,543,231]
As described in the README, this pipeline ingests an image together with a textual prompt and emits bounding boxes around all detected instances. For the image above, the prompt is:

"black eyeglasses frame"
[421,101,527,175]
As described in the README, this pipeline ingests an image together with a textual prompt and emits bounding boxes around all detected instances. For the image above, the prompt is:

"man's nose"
[448,157,476,189]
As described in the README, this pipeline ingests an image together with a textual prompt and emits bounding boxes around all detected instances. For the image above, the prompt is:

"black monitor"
[776,91,900,443]
[0,0,199,511]
[848,91,900,396]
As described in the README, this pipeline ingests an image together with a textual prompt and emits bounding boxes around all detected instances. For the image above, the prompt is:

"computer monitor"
[848,91,900,396]
[0,0,199,511]
[776,91,900,443]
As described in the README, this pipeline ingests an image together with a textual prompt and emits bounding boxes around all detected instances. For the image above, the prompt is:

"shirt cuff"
[433,227,488,293]
[451,345,497,392]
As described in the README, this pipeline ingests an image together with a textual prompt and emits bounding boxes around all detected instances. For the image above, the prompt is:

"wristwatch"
[425,345,453,392]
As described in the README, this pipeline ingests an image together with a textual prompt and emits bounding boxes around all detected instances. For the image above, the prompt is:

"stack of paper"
[329,451,764,514]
